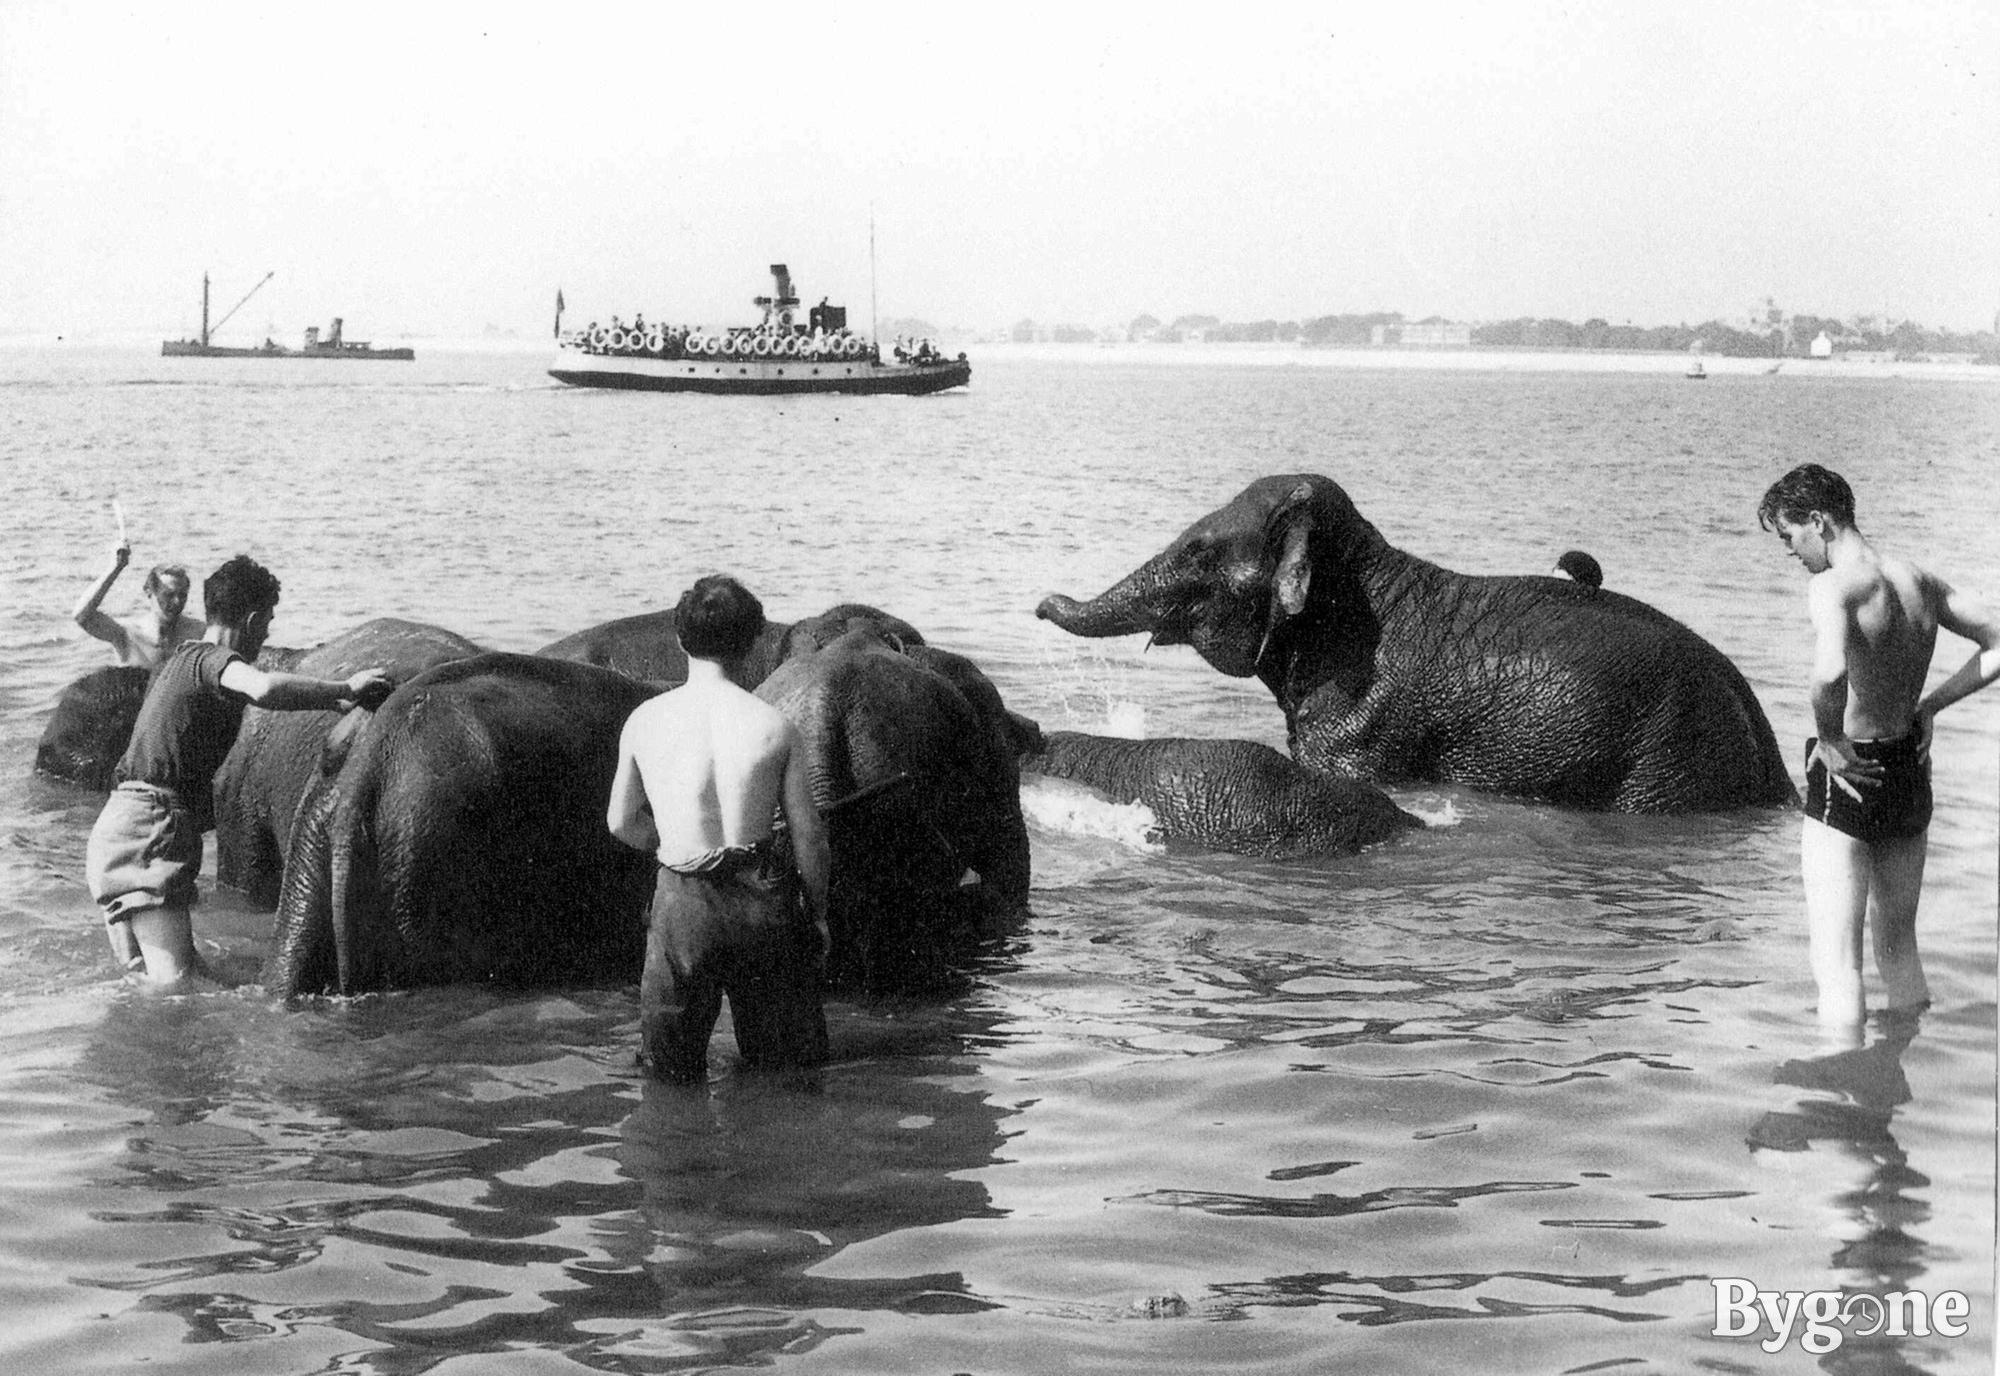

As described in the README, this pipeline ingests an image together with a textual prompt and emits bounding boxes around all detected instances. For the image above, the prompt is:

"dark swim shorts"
[1803,734,1932,843]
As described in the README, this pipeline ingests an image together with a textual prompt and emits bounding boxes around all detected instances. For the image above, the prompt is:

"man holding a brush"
[72,502,202,669]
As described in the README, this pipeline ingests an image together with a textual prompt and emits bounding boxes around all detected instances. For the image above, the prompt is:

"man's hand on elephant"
[345,669,395,711]
[1812,736,1883,801]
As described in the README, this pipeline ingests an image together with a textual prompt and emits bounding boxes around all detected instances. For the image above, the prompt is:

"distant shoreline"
[970,340,2000,381]
[7,335,1997,382]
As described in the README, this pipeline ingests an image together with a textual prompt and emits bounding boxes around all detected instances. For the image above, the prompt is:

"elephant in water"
[213,618,484,907]
[1022,730,1420,859]
[34,645,309,791]
[269,607,1034,1000]
[756,628,1034,992]
[34,666,150,790]
[266,652,659,997]
[536,602,924,687]
[1038,474,1794,813]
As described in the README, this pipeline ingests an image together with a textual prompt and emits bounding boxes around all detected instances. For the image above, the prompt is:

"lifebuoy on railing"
[589,327,609,350]
[752,335,771,357]
[703,335,721,356]
[646,328,665,353]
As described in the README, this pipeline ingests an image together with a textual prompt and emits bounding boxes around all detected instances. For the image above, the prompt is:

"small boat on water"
[161,273,414,360]
[1685,357,1708,380]
[548,264,969,396]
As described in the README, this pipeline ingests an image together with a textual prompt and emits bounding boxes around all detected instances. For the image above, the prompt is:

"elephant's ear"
[1269,480,1317,613]
[1257,484,1317,670]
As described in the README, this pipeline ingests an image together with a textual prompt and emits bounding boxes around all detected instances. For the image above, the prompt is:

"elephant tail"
[264,773,339,997]
[326,780,387,995]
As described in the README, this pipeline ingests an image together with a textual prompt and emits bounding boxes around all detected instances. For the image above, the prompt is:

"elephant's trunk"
[1037,554,1174,638]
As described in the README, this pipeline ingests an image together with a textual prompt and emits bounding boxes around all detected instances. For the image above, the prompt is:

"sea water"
[0,346,1993,1374]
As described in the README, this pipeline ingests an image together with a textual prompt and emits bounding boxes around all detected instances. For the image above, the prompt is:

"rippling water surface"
[0,347,1993,1373]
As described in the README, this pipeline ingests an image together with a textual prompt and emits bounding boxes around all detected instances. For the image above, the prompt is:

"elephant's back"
[34,665,151,789]
[1391,576,1792,811]
[538,610,688,684]
[213,619,486,885]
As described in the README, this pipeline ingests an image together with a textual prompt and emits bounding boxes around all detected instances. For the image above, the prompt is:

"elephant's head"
[783,604,926,658]
[1036,474,1382,678]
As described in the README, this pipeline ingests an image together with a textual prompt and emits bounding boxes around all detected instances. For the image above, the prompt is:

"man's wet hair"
[202,555,281,627]
[142,564,190,599]
[675,574,766,660]
[1555,550,1602,588]
[1758,463,1856,532]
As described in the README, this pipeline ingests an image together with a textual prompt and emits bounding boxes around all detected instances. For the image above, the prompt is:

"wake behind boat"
[548,264,969,396]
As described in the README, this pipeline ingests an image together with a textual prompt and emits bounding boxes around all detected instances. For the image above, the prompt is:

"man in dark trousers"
[606,574,831,1081]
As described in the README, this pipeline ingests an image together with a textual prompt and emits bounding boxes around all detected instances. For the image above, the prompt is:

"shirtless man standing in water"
[74,540,204,668]
[1759,464,2000,1033]
[606,575,831,1082]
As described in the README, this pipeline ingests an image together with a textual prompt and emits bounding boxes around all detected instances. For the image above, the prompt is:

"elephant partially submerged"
[756,629,1034,992]
[34,645,308,792]
[266,653,660,997]
[213,618,484,907]
[34,666,151,790]
[1022,730,1421,859]
[1039,474,1794,813]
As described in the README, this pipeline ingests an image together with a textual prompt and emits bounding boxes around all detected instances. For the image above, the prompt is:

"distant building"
[1372,320,1471,347]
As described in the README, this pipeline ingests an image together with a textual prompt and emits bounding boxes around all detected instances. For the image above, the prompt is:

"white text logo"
[1711,1278,1971,1354]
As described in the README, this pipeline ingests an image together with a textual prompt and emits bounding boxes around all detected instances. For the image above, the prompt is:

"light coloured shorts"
[85,782,202,923]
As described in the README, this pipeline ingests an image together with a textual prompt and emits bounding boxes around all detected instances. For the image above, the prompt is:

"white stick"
[111,499,127,545]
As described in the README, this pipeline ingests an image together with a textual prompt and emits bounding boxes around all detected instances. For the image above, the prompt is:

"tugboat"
[548,264,969,395]
[161,273,414,360]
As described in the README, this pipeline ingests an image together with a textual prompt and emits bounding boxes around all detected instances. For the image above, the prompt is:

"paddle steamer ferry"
[548,264,969,396]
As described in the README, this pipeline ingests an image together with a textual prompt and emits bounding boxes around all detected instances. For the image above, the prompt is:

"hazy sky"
[3,2,1994,340]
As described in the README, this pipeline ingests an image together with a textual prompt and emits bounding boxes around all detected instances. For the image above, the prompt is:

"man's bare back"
[1808,547,1941,741]
[616,675,795,864]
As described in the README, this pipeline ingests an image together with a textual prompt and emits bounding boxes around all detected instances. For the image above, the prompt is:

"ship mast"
[201,274,210,346]
[869,211,878,345]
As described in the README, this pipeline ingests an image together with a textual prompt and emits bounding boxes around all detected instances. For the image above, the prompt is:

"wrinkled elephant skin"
[1038,473,1794,813]
[213,619,484,908]
[1023,730,1421,858]
[756,630,1032,992]
[267,652,662,997]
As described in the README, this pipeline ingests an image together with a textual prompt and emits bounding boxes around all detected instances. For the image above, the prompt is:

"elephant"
[1037,474,1795,813]
[1022,730,1421,858]
[537,602,924,687]
[34,666,150,790]
[538,608,789,686]
[212,618,484,907]
[33,645,309,791]
[266,652,661,997]
[755,628,1034,992]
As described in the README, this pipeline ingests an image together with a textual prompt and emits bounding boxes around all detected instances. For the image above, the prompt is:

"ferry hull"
[548,350,970,396]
